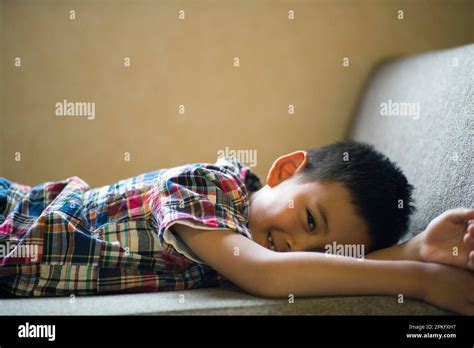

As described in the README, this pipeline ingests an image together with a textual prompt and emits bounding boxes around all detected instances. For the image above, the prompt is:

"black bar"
[0,315,472,346]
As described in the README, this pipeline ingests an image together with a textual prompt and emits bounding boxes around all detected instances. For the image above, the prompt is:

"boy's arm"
[365,234,422,261]
[172,223,474,314]
[171,224,270,295]
[365,208,474,269]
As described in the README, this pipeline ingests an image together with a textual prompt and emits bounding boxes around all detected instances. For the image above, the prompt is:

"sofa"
[1,43,472,315]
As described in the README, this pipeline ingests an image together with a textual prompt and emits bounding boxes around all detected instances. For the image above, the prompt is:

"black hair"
[297,141,415,251]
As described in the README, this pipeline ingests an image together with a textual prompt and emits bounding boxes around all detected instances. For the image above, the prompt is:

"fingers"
[464,223,474,247]
[445,207,474,223]
[468,250,474,271]
[464,223,474,271]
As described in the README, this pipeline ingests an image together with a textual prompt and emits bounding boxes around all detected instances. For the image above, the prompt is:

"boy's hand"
[419,208,474,270]
[422,262,474,315]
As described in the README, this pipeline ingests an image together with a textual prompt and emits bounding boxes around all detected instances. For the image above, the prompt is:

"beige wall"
[1,0,473,187]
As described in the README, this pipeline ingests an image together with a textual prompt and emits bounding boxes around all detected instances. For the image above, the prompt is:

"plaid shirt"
[0,157,262,297]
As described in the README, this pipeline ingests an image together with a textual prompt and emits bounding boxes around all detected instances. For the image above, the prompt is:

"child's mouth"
[267,231,276,251]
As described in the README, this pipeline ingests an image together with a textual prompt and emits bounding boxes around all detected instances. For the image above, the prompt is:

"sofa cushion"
[349,43,473,242]
[0,284,451,315]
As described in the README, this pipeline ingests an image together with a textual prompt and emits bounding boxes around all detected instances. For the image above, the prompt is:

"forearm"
[365,232,423,262]
[263,251,426,300]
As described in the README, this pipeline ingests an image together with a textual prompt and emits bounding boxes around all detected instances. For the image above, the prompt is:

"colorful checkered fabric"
[0,157,262,297]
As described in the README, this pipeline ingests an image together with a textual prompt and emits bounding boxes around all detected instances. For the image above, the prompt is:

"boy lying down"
[0,141,473,314]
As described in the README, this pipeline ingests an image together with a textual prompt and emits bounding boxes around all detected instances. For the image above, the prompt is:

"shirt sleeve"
[156,164,253,264]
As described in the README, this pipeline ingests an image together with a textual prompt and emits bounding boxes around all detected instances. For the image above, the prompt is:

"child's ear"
[266,150,308,187]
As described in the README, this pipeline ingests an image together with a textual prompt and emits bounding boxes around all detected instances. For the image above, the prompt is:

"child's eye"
[307,209,316,232]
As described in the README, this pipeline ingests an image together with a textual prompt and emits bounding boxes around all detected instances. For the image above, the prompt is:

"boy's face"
[248,150,372,253]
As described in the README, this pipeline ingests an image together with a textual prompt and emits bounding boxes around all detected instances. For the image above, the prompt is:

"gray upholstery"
[0,285,448,315]
[349,43,473,242]
[2,44,472,316]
